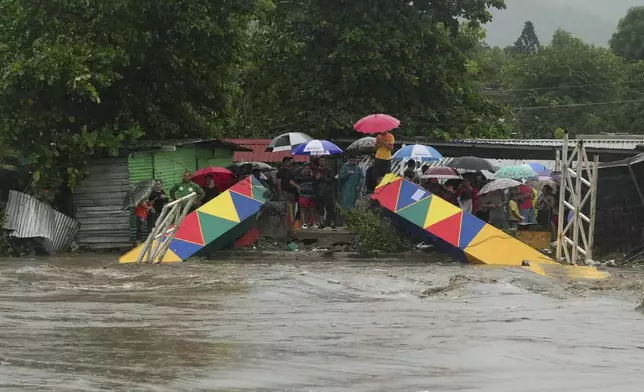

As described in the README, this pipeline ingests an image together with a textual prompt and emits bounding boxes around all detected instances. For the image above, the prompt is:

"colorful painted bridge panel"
[372,174,607,280]
[119,176,267,263]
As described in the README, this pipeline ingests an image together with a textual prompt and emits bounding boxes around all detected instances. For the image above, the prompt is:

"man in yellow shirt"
[508,193,524,233]
[374,131,394,180]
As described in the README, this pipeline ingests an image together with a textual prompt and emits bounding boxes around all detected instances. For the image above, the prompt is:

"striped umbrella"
[292,140,343,156]
[266,132,314,152]
[392,144,442,162]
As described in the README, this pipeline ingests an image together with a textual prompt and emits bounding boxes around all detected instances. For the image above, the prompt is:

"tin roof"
[225,139,308,163]
[131,138,251,152]
[445,138,644,151]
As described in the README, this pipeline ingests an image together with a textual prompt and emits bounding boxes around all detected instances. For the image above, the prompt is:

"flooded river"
[1,256,644,391]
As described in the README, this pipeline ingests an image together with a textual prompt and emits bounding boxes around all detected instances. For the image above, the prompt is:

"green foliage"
[342,205,403,254]
[554,128,566,139]
[512,21,540,55]
[0,0,254,196]
[502,29,626,138]
[239,0,508,140]
[468,44,509,89]
[610,7,644,61]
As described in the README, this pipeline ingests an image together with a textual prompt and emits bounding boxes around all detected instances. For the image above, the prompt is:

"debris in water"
[636,300,644,313]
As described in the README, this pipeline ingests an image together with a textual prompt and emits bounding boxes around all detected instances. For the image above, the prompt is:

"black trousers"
[147,213,158,231]
[374,158,391,179]
[318,195,335,226]
[135,216,146,242]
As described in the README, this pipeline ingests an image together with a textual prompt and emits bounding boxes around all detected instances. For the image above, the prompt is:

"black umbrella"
[346,137,376,154]
[446,156,497,172]
[122,180,156,210]
[226,162,275,175]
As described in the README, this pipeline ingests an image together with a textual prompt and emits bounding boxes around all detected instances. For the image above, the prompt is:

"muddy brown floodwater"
[1,256,644,391]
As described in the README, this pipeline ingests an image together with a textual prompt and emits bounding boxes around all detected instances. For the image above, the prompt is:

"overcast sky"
[484,0,644,47]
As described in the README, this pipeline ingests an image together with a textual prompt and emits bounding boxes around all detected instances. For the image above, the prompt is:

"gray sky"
[484,0,644,47]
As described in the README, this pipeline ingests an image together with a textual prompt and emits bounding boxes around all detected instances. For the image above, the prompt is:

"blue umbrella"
[392,144,442,162]
[292,139,343,156]
[528,162,551,176]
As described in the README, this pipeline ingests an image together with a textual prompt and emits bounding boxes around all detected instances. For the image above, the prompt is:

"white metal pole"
[587,154,599,261]
[556,134,568,262]
[571,141,583,265]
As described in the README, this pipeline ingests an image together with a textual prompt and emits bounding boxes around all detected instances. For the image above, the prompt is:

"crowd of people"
[131,128,560,243]
[401,163,559,240]
[275,155,364,230]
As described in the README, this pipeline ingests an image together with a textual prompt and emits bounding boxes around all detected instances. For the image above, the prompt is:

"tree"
[503,29,625,138]
[513,21,540,54]
[610,7,644,61]
[0,0,253,196]
[468,44,509,89]
[238,0,508,141]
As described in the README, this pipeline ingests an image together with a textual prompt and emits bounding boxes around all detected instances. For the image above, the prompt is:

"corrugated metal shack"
[73,139,248,250]
[74,158,131,250]
[595,153,644,254]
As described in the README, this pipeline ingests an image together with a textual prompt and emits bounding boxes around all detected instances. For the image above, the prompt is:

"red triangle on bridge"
[427,211,462,247]
[173,212,205,246]
[230,178,253,198]
[371,179,402,211]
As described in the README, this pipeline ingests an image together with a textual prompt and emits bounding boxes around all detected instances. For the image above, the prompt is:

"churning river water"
[1,256,644,391]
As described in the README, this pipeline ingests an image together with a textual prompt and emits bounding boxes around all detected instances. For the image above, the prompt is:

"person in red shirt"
[519,183,535,223]
[134,200,152,245]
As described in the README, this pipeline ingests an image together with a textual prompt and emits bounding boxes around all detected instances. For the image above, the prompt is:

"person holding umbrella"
[147,179,167,230]
[354,114,399,181]
[315,156,336,230]
[374,131,394,179]
[134,199,152,245]
[202,174,220,204]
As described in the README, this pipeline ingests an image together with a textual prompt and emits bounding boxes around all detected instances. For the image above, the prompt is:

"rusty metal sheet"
[2,191,81,254]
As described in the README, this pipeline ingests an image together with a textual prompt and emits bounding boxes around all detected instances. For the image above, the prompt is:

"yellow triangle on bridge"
[424,196,461,228]
[198,190,240,223]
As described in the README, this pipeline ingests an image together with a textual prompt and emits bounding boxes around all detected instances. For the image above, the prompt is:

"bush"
[342,204,404,254]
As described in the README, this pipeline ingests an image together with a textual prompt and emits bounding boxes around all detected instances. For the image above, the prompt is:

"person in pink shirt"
[519,183,535,223]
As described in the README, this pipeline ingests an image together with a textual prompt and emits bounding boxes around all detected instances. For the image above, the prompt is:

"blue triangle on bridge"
[396,180,430,211]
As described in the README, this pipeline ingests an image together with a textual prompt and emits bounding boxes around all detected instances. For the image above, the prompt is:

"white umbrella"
[266,132,313,152]
[478,178,522,195]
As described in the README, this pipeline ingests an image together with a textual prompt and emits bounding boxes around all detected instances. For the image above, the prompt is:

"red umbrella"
[421,167,462,180]
[192,167,236,192]
[354,114,400,134]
